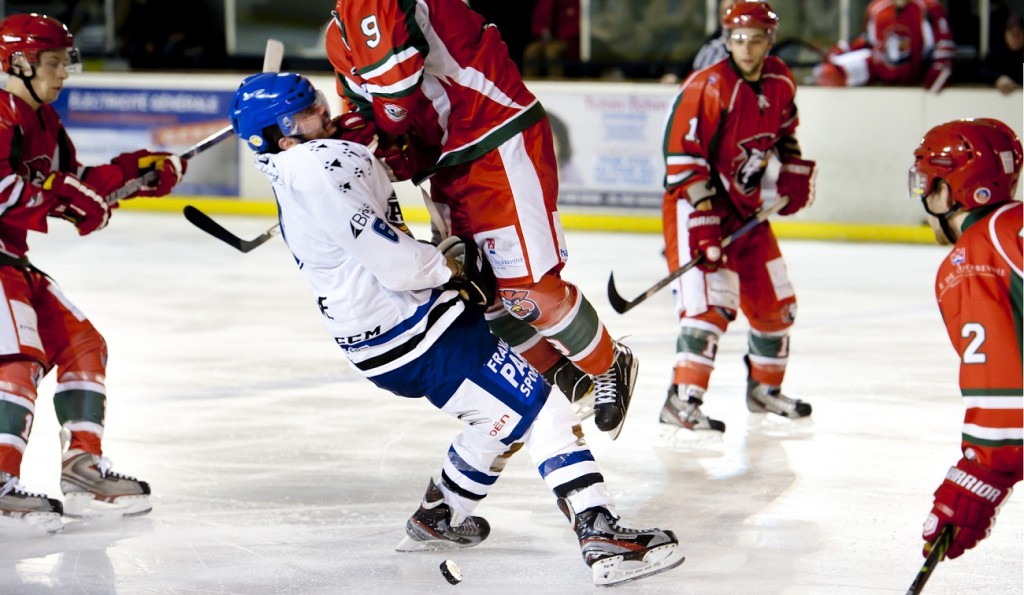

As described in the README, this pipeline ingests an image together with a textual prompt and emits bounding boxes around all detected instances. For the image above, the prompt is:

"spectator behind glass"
[522,0,581,78]
[978,13,1024,94]
[661,0,735,84]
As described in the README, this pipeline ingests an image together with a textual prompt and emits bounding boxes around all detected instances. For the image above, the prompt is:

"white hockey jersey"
[254,139,465,377]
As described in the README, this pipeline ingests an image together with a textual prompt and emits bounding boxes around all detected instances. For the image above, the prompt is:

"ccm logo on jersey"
[383,103,407,123]
[334,325,382,346]
[945,467,1004,503]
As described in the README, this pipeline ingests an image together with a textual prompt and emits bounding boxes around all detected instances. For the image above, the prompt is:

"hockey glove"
[375,132,419,182]
[112,150,187,197]
[923,457,1016,560]
[687,205,724,272]
[776,158,816,216]
[332,112,377,147]
[438,235,496,308]
[44,172,110,235]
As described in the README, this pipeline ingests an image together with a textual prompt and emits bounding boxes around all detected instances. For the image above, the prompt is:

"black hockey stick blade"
[607,196,790,314]
[906,526,953,595]
[183,205,280,253]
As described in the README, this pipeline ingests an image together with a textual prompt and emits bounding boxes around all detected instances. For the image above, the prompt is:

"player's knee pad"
[485,304,562,373]
[497,274,611,373]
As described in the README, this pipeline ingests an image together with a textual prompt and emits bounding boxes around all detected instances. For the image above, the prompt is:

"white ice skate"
[60,450,152,519]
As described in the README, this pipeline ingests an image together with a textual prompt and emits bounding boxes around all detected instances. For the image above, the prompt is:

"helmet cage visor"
[11,46,82,74]
[276,90,328,137]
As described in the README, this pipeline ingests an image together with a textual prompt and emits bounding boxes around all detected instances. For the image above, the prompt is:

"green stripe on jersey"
[963,433,1024,448]
[488,313,540,347]
[428,103,546,173]
[961,388,1024,397]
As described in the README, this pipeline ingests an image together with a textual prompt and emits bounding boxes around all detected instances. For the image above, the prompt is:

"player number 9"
[361,15,381,48]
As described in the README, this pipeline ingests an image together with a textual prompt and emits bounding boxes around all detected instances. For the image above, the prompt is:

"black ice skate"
[592,341,638,439]
[660,385,726,432]
[395,478,491,552]
[543,356,595,420]
[60,450,152,518]
[0,471,63,535]
[569,504,685,586]
[744,356,812,418]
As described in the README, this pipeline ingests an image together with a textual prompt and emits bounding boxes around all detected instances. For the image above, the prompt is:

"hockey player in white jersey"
[227,72,684,586]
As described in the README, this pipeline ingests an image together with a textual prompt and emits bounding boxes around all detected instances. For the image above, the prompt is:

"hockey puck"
[439,559,463,585]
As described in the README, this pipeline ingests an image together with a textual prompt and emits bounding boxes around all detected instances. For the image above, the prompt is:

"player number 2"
[961,322,987,364]
[361,15,381,48]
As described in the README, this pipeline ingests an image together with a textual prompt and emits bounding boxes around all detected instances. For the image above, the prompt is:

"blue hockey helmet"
[229,72,327,153]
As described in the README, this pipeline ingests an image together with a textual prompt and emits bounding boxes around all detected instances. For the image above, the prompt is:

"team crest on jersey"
[485,238,496,255]
[950,247,966,265]
[882,30,912,65]
[732,135,773,195]
[383,103,408,123]
[499,289,541,323]
[973,187,992,204]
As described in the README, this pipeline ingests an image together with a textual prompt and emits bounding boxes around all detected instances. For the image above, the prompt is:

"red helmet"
[910,118,1023,209]
[722,1,780,35]
[0,13,79,74]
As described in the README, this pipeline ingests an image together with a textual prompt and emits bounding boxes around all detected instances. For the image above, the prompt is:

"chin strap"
[11,64,45,105]
[920,195,961,244]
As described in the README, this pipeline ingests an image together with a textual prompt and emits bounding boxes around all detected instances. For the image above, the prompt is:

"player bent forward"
[227,72,684,586]
[909,118,1022,562]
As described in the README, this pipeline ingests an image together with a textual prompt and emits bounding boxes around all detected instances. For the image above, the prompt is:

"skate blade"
[63,492,152,519]
[394,534,478,552]
[0,512,63,536]
[591,543,685,586]
[573,395,596,421]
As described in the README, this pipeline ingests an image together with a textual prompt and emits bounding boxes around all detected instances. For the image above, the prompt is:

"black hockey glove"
[438,235,496,309]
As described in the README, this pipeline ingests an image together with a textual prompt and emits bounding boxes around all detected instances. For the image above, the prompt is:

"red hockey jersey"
[662,56,800,220]
[857,0,955,84]
[0,91,72,257]
[935,201,1024,482]
[326,0,544,174]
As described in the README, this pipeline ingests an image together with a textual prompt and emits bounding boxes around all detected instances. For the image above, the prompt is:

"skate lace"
[95,456,138,482]
[0,476,45,499]
[592,368,617,406]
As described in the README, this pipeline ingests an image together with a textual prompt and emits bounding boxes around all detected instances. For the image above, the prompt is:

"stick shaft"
[607,197,789,314]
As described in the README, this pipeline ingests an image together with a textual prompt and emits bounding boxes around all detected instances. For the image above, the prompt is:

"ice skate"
[395,478,490,552]
[660,385,726,433]
[568,504,685,586]
[592,341,638,439]
[744,356,812,418]
[0,472,63,534]
[543,356,595,420]
[60,450,152,518]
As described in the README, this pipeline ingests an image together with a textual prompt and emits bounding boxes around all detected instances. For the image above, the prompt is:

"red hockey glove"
[923,457,1015,560]
[923,61,952,94]
[112,150,187,197]
[44,172,110,235]
[332,112,377,147]
[375,132,418,182]
[776,158,816,215]
[687,204,724,272]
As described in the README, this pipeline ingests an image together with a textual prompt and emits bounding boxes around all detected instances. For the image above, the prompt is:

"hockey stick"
[906,526,953,595]
[105,39,286,205]
[182,206,280,252]
[606,196,790,314]
[180,38,286,252]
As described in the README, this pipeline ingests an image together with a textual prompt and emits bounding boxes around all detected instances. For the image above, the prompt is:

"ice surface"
[3,211,1020,594]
